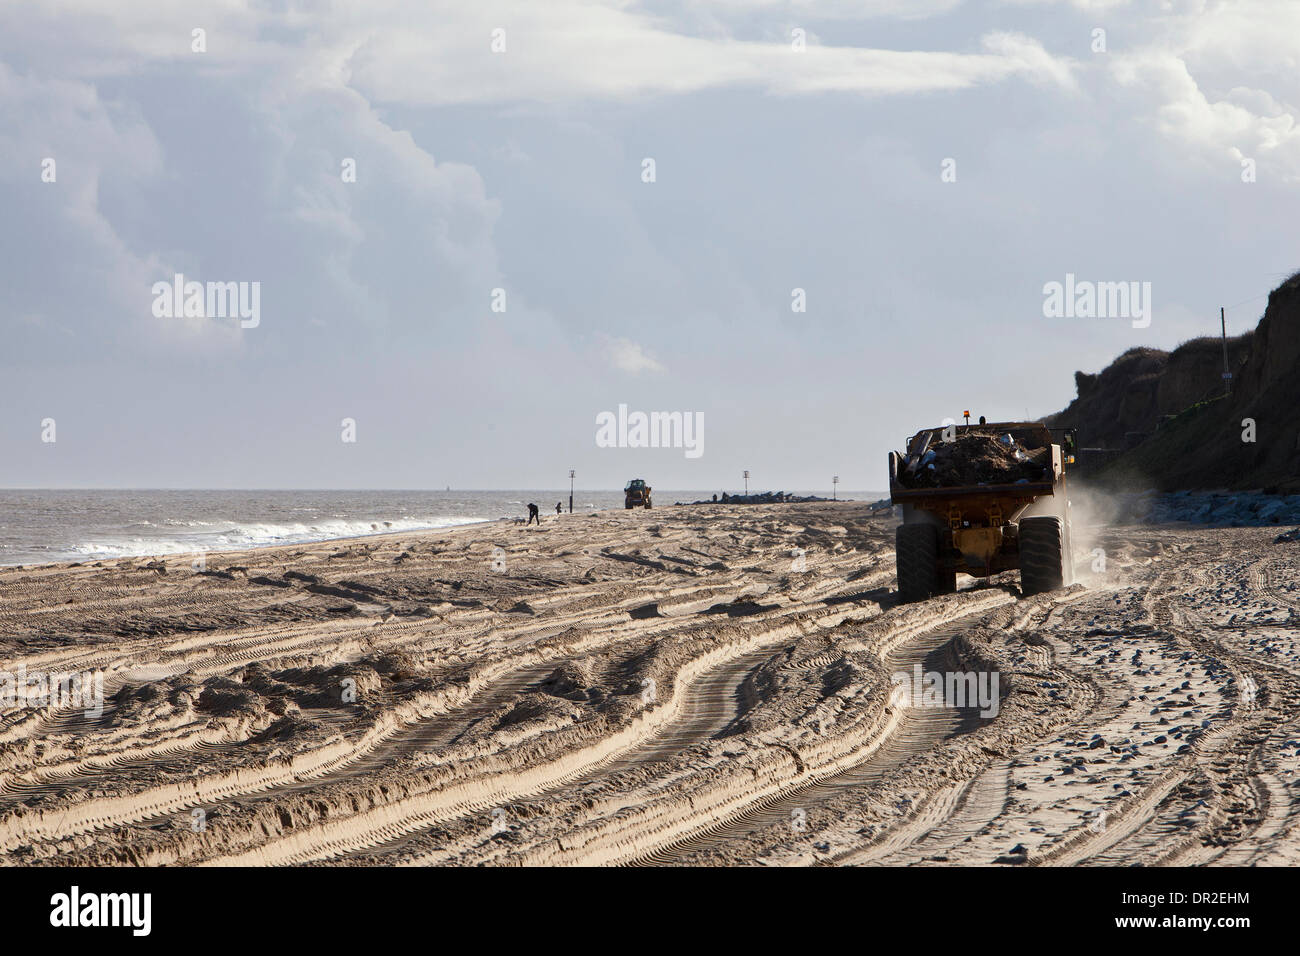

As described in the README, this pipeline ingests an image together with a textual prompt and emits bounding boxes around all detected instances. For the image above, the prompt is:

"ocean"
[0,489,884,567]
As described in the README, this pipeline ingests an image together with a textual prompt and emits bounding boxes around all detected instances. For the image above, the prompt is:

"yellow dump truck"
[888,421,1077,602]
[624,479,652,509]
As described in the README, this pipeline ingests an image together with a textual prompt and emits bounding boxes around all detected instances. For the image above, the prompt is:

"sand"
[1,502,1298,866]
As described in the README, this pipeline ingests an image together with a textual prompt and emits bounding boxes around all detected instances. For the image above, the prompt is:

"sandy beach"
[2,502,1298,866]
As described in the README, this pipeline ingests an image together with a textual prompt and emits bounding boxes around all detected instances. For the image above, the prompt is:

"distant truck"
[624,479,652,509]
[888,421,1077,602]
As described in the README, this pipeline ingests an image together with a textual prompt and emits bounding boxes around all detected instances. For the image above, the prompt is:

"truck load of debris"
[896,430,1051,489]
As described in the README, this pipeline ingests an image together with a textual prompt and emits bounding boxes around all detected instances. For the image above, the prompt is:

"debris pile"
[897,431,1050,489]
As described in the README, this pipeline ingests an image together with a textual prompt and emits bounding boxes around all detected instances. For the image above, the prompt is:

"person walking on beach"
[527,503,540,525]
[555,502,562,515]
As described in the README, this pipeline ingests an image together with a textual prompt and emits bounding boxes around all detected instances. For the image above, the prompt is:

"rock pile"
[677,492,838,505]
[1110,490,1300,528]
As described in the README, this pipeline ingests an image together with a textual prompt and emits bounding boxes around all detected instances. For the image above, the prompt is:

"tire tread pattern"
[1020,515,1065,595]
[896,524,939,603]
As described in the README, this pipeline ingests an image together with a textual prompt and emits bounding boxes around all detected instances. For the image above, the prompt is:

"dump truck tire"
[896,524,940,603]
[938,570,958,594]
[1020,516,1065,595]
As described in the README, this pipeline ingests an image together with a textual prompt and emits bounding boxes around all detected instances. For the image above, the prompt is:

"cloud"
[0,4,509,358]
[690,0,968,19]
[602,336,665,374]
[260,79,503,340]
[980,31,1078,92]
[999,0,1132,11]
[0,63,181,356]
[346,8,1077,104]
[0,1,1076,105]
[1,0,1294,491]
[1110,49,1300,181]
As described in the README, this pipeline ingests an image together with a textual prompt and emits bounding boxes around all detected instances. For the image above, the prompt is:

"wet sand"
[2,503,1298,866]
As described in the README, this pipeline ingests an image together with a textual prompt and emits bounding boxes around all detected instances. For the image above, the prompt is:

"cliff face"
[1047,337,1252,451]
[1235,275,1300,404]
[1046,271,1300,491]
[1054,348,1165,448]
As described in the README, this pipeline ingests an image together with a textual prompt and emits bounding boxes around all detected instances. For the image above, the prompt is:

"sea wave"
[67,515,489,560]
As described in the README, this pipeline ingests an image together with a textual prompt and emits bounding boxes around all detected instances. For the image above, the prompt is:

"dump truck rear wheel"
[1020,516,1065,595]
[937,571,957,594]
[896,524,940,603]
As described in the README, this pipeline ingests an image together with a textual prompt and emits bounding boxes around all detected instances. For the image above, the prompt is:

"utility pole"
[743,470,750,496]
[568,470,575,514]
[1221,307,1233,397]
[832,476,839,500]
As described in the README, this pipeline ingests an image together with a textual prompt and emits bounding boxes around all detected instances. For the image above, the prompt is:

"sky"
[1,0,1297,491]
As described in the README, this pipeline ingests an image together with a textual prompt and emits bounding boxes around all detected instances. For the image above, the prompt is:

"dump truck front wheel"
[896,524,940,603]
[1020,516,1065,595]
